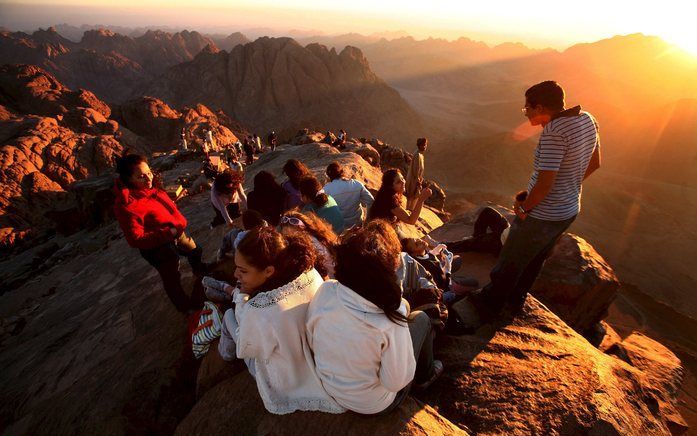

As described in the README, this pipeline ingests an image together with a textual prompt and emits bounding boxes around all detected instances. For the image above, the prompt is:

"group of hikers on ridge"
[113,80,601,415]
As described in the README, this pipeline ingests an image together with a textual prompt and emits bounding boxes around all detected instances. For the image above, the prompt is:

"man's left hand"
[514,202,527,220]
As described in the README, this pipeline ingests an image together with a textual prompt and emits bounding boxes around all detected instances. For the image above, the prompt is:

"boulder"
[606,333,688,434]
[424,179,448,214]
[116,96,181,147]
[195,338,244,399]
[417,296,686,435]
[177,371,468,436]
[344,141,380,167]
[532,234,620,335]
[377,144,410,174]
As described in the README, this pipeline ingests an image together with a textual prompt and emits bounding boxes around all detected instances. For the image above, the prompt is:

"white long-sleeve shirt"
[306,280,415,414]
[323,178,374,228]
[219,269,345,415]
[210,184,247,224]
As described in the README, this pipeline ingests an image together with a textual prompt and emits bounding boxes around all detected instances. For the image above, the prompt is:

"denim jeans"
[479,214,576,314]
[446,206,510,255]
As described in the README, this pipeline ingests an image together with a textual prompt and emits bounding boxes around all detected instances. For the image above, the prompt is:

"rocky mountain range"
[0,27,216,102]
[142,37,423,144]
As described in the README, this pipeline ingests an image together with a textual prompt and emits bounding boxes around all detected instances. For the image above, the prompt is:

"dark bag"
[406,287,448,331]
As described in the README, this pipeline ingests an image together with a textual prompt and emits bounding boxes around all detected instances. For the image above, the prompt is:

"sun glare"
[666,35,697,58]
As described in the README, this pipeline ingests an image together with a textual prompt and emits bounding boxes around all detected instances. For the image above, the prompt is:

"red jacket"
[113,180,187,250]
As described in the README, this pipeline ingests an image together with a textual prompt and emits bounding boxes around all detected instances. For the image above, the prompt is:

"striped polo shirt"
[527,106,600,221]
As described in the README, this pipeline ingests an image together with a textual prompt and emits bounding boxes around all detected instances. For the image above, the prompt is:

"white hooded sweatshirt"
[306,280,415,414]
[219,268,345,415]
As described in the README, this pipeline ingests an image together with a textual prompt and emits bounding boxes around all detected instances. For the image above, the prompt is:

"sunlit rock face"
[143,37,424,145]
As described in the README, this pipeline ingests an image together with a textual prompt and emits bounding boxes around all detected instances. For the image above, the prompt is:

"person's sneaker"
[451,295,484,332]
[413,360,444,390]
[450,255,463,273]
[451,275,479,287]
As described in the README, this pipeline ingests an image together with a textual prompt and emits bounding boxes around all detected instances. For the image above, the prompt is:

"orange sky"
[1,0,695,52]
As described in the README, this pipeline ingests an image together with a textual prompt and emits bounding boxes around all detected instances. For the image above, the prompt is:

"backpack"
[191,301,223,359]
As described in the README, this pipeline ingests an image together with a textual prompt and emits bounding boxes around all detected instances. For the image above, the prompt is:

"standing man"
[454,81,601,329]
[405,137,428,210]
[267,130,277,151]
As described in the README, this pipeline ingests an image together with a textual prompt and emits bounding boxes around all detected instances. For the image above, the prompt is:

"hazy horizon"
[1,0,695,53]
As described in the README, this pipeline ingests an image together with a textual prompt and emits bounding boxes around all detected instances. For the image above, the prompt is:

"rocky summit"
[0,129,687,434]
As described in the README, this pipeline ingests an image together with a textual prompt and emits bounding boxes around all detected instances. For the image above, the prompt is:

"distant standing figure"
[267,131,277,151]
[323,161,374,229]
[180,128,188,151]
[243,138,255,165]
[254,134,262,153]
[454,80,602,330]
[113,154,206,313]
[405,137,428,210]
[206,129,215,150]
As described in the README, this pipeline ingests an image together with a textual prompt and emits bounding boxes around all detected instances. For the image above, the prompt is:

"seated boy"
[401,237,478,305]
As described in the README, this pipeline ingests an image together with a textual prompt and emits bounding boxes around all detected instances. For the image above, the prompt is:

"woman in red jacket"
[114,154,205,312]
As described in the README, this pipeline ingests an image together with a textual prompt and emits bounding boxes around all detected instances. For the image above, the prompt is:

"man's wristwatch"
[519,204,531,215]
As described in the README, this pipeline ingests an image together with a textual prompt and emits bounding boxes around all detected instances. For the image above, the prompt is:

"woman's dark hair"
[368,169,402,221]
[115,154,147,187]
[281,210,338,277]
[335,220,407,325]
[253,170,283,194]
[416,137,428,149]
[237,226,317,293]
[213,170,242,195]
[525,80,565,112]
[283,159,312,189]
[299,176,328,207]
[326,161,344,181]
[242,209,266,230]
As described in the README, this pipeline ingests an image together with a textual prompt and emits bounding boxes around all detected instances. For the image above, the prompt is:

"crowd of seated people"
[113,146,488,415]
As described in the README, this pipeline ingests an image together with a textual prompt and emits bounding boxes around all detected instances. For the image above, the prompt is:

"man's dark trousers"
[479,214,576,313]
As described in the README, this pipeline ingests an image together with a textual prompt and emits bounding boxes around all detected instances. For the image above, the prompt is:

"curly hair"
[280,210,338,277]
[299,176,329,207]
[237,226,317,293]
[335,220,407,325]
[115,154,147,187]
[283,159,312,189]
[213,169,242,195]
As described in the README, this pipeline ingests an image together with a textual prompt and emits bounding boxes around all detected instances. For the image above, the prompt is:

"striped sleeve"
[535,131,567,171]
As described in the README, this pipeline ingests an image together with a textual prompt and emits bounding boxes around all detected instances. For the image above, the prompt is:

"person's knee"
[410,310,431,331]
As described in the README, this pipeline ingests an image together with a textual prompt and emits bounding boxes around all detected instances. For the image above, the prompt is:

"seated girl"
[306,220,443,415]
[278,211,338,278]
[218,227,344,415]
[368,169,432,226]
